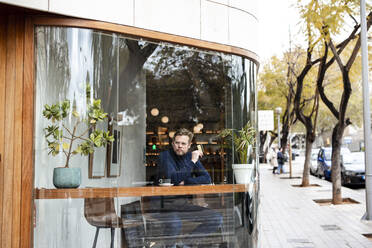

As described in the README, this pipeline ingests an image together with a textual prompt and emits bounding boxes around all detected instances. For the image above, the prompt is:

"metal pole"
[289,133,292,178]
[278,114,281,148]
[360,0,372,221]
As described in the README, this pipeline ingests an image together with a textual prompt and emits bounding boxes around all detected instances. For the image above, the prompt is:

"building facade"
[0,1,259,247]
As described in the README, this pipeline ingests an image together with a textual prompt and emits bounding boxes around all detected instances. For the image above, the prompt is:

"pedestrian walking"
[276,147,285,174]
[268,146,278,174]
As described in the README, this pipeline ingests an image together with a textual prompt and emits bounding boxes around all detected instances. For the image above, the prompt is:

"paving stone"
[260,157,372,248]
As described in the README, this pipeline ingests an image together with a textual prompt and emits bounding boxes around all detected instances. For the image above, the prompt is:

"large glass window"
[34,26,258,248]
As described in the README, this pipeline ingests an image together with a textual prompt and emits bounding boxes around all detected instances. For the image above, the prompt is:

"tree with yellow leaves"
[298,0,372,204]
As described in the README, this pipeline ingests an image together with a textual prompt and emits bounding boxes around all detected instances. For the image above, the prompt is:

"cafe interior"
[31,26,259,248]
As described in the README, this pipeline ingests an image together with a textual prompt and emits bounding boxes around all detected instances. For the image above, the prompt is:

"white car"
[341,152,365,186]
[310,148,320,175]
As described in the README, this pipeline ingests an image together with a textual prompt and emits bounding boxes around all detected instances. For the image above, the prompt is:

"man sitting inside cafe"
[154,128,223,248]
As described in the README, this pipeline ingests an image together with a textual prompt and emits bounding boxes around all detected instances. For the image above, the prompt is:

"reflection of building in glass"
[0,1,259,248]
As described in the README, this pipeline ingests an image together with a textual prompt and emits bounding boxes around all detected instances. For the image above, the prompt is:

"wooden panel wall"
[2,15,15,248]
[13,15,25,248]
[0,14,30,248]
[0,14,6,248]
[21,17,34,248]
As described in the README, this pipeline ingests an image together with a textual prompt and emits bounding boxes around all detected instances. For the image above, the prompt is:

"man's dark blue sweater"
[157,149,211,185]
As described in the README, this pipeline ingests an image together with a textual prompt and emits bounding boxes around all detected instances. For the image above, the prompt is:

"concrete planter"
[232,163,254,184]
[53,167,81,189]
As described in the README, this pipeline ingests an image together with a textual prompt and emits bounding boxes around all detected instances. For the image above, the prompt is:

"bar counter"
[35,184,247,199]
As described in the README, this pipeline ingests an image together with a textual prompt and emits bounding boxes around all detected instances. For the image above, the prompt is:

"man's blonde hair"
[173,128,193,143]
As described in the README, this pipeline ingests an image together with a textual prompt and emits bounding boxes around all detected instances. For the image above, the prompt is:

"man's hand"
[191,150,203,163]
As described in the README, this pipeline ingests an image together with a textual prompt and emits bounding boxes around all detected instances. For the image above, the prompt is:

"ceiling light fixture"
[150,108,159,116]
[161,116,169,123]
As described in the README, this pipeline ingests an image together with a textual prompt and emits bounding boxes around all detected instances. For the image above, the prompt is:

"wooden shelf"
[35,184,247,199]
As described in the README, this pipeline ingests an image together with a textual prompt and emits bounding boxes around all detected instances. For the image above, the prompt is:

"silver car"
[310,148,319,175]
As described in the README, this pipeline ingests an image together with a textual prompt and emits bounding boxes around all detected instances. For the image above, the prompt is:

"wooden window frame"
[22,15,259,248]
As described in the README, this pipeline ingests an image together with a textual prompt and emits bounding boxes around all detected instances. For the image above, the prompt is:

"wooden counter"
[35,184,247,199]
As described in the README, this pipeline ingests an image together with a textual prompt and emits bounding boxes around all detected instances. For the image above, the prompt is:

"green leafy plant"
[218,122,256,164]
[43,86,114,168]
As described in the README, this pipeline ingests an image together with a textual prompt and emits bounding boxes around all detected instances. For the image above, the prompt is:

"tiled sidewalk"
[259,157,372,248]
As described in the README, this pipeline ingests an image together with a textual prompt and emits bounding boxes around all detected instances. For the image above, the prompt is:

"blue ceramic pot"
[53,167,81,189]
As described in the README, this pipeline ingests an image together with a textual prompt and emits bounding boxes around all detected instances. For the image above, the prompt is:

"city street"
[260,155,372,248]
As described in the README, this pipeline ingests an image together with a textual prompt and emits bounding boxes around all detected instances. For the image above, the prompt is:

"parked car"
[309,148,319,175]
[341,152,365,186]
[316,147,351,180]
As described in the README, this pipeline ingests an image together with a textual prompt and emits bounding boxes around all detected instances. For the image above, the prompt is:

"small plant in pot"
[43,94,114,189]
[218,122,256,184]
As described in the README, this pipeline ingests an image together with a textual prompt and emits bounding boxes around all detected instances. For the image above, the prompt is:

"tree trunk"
[280,98,295,153]
[302,136,313,186]
[292,45,319,187]
[261,131,273,163]
[259,131,267,162]
[326,41,352,205]
[281,125,289,153]
[269,132,277,148]
[118,41,157,110]
[331,123,344,204]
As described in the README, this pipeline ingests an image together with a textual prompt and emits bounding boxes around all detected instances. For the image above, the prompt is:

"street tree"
[298,0,372,204]
[316,57,364,139]
[292,44,321,187]
[257,89,278,161]
[258,56,297,153]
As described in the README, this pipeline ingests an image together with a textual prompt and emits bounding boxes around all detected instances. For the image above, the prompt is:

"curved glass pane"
[34,27,121,247]
[33,26,258,248]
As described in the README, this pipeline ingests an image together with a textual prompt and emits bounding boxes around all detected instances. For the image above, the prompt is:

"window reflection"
[144,45,232,184]
[34,26,258,248]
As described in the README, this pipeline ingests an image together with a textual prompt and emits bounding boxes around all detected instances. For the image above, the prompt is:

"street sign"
[343,136,352,144]
[258,110,274,131]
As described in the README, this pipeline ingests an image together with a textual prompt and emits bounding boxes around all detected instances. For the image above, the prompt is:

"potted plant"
[43,89,114,188]
[218,122,256,184]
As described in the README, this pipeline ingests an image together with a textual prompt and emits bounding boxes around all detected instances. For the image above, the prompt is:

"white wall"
[0,0,258,55]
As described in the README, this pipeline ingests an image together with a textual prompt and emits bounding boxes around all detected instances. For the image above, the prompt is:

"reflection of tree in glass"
[145,45,231,130]
[88,35,158,116]
[230,57,255,130]
[37,27,71,97]
[112,130,119,164]
[91,33,119,113]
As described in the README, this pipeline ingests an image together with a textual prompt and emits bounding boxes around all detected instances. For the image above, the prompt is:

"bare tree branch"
[346,12,372,70]
[317,42,339,118]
